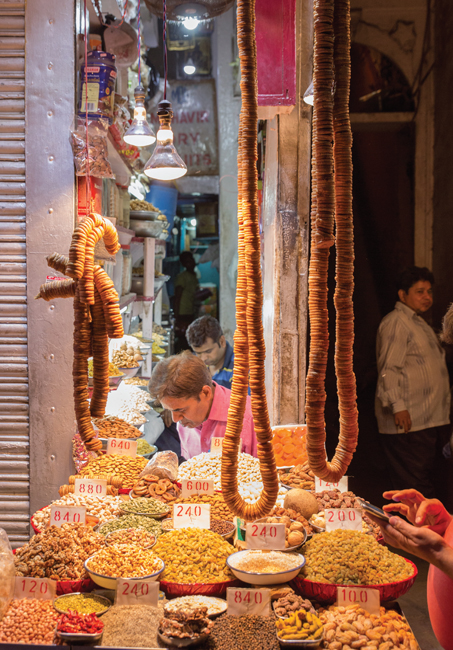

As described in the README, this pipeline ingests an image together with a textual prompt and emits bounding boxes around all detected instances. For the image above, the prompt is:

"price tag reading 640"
[245,523,286,550]
[14,577,56,601]
[116,578,159,607]
[173,503,210,529]
[50,505,86,528]
[180,479,214,498]
[227,588,271,616]
[337,586,380,616]
[106,438,137,457]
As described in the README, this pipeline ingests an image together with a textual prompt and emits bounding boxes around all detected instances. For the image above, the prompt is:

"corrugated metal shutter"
[0,0,29,548]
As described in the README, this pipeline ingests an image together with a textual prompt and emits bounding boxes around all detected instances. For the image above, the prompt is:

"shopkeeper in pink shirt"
[149,352,257,460]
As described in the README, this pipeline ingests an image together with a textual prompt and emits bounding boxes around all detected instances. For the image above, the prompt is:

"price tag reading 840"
[315,476,348,493]
[337,586,380,617]
[74,478,107,497]
[245,523,286,550]
[325,508,362,532]
[173,503,210,529]
[106,438,137,457]
[50,505,86,528]
[227,588,271,617]
[116,578,159,607]
[180,479,214,499]
[210,437,223,455]
[14,577,56,601]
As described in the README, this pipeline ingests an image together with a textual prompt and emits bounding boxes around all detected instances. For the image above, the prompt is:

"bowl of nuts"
[105,527,156,549]
[85,544,165,589]
[240,517,307,551]
[118,364,141,378]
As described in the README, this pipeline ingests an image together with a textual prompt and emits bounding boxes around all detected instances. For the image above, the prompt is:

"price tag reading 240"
[74,478,107,497]
[210,437,223,455]
[50,505,86,528]
[14,577,56,601]
[325,508,362,532]
[180,479,214,498]
[106,438,137,457]
[315,476,349,493]
[116,579,159,607]
[337,586,380,616]
[227,588,271,616]
[245,523,286,550]
[173,503,210,529]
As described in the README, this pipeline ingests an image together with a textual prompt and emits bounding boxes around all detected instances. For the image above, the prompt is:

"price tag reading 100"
[116,579,159,607]
[50,506,86,528]
[106,438,137,457]
[14,577,56,601]
[337,586,380,617]
[315,475,349,493]
[227,588,271,617]
[245,523,286,550]
[74,478,107,497]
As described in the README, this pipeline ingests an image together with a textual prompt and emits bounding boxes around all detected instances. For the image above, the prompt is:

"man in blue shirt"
[186,316,235,389]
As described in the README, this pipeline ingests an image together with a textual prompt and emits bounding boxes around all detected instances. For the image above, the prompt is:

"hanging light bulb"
[124,85,156,147]
[183,16,199,30]
[144,100,187,181]
[184,57,196,75]
[303,80,314,106]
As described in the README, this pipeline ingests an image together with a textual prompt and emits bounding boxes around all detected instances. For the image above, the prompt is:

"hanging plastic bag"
[0,528,15,623]
[140,450,178,481]
[70,117,114,178]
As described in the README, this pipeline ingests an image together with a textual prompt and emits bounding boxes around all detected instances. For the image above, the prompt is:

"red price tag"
[315,476,348,493]
[49,505,86,528]
[227,588,270,616]
[337,586,380,616]
[106,438,137,457]
[245,523,286,550]
[210,437,223,455]
[14,577,56,601]
[74,478,107,497]
[116,578,159,607]
[173,503,210,529]
[325,508,362,532]
[180,479,214,498]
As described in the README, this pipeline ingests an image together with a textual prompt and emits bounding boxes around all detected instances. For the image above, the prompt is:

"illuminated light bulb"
[183,16,199,30]
[190,218,197,226]
[124,86,156,147]
[303,81,314,106]
[144,100,187,181]
[184,57,196,75]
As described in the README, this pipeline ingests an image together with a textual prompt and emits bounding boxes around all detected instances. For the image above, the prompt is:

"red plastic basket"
[159,578,241,598]
[290,558,417,603]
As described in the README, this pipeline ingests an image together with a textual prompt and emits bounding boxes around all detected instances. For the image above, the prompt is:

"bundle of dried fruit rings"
[131,475,181,503]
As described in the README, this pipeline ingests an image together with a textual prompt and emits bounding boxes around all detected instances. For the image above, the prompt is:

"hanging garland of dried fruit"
[305,0,358,481]
[220,0,280,521]
[36,213,124,452]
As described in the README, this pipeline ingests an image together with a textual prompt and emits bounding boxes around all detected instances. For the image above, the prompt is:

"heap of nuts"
[78,454,147,489]
[131,475,181,502]
[32,493,123,531]
[258,516,306,548]
[86,544,163,578]
[112,344,142,368]
[0,599,59,644]
[176,493,234,520]
[92,415,142,439]
[273,593,315,618]
[314,490,381,539]
[278,462,315,490]
[272,506,314,535]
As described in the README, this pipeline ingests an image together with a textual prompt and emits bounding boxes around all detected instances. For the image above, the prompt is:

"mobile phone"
[358,499,390,523]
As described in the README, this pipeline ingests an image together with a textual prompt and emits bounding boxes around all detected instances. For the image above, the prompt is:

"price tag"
[325,508,362,532]
[245,522,286,550]
[116,578,159,607]
[106,438,137,457]
[180,479,214,498]
[50,505,86,528]
[74,478,107,497]
[173,503,210,529]
[14,577,56,601]
[315,476,349,493]
[227,588,271,616]
[337,586,380,616]
[210,437,223,455]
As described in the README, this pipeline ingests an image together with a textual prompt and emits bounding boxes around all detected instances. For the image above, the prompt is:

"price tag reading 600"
[14,577,56,601]
[180,479,214,499]
[173,503,210,529]
[337,586,380,616]
[50,505,86,528]
[227,588,271,617]
[106,438,137,457]
[116,578,159,607]
[245,523,286,550]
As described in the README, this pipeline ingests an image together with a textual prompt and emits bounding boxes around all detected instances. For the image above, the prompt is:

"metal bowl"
[118,364,140,378]
[277,633,324,648]
[56,629,103,643]
[157,631,210,647]
[226,550,306,586]
[130,209,162,221]
[84,555,165,590]
[54,592,112,616]
[130,219,169,238]
[119,504,171,520]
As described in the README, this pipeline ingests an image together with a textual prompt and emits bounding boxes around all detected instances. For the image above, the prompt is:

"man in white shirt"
[375,266,451,497]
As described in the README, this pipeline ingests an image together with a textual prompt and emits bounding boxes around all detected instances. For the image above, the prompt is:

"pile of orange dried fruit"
[272,425,308,467]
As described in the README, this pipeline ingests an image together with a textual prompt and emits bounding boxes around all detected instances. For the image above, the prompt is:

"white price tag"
[337,586,380,616]
[210,437,223,455]
[227,588,271,616]
[74,478,107,497]
[50,505,86,528]
[325,508,362,532]
[116,578,159,607]
[246,523,286,550]
[173,503,210,529]
[14,577,56,601]
[106,438,137,457]
[315,476,349,493]
[180,479,214,498]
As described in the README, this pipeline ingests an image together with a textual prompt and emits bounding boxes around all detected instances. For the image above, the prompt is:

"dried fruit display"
[272,426,308,467]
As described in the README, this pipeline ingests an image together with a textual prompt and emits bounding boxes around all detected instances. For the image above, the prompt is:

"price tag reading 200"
[180,479,214,498]
[50,505,86,528]
[116,578,159,607]
[227,588,271,617]
[173,503,210,529]
[106,438,137,457]
[325,508,362,532]
[14,577,56,601]
[74,478,107,497]
[315,476,349,493]
[245,523,286,550]
[337,586,380,617]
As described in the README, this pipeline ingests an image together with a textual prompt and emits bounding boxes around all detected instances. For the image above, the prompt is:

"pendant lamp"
[144,100,187,180]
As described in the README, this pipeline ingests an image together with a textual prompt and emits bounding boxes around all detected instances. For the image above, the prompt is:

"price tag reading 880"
[315,476,348,493]
[210,437,223,455]
[227,588,271,617]
[180,479,214,498]
[106,438,137,457]
[173,503,210,529]
[74,478,107,497]
[50,505,86,528]
[14,577,56,601]
[325,508,362,532]
[245,522,286,550]
[116,578,159,607]
[337,586,380,616]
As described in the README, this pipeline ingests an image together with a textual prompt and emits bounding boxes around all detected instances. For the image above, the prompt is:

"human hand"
[394,410,411,432]
[382,489,452,535]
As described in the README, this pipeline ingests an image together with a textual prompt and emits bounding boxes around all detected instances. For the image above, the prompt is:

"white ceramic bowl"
[84,555,164,589]
[226,550,305,585]
[118,364,141,378]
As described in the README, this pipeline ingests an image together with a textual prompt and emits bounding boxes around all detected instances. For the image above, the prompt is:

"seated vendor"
[149,352,257,460]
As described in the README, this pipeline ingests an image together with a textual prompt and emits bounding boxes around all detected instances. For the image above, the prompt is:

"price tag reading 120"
[245,523,286,550]
[106,438,137,458]
[74,478,107,497]
[116,579,159,607]
[210,437,223,455]
[325,508,362,532]
[14,577,56,601]
[315,476,348,493]
[180,479,214,498]
[227,588,271,617]
[337,586,380,617]
[50,505,86,528]
[173,503,210,529]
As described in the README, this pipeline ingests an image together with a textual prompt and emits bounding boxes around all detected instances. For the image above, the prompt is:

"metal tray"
[130,209,162,221]
[130,219,169,238]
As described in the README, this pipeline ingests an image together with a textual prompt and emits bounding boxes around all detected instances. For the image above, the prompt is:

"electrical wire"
[163,0,167,100]
[137,0,141,85]
[83,0,91,213]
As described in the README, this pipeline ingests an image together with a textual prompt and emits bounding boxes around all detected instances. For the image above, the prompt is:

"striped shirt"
[375,301,450,433]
